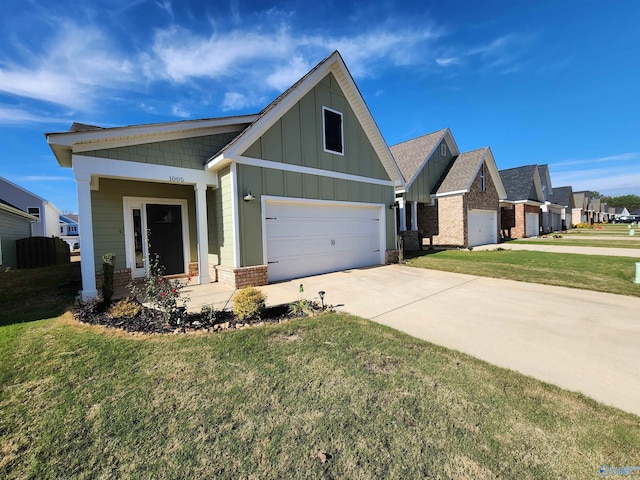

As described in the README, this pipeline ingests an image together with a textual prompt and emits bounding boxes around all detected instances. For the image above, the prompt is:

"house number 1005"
[169,176,185,182]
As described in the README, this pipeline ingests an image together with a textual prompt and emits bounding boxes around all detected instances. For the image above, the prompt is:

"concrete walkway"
[473,242,640,258]
[253,265,639,416]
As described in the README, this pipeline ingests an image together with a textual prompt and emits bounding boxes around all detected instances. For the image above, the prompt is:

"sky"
[1,0,639,213]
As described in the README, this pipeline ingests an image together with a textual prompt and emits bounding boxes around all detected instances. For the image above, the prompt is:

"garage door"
[525,212,539,237]
[264,199,384,282]
[468,210,497,246]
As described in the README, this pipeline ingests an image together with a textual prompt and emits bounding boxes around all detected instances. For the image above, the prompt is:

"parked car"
[612,215,639,224]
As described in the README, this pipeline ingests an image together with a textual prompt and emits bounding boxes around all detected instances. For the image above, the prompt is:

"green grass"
[0,263,81,326]
[513,237,640,249]
[565,224,638,236]
[405,250,640,297]
[1,315,638,479]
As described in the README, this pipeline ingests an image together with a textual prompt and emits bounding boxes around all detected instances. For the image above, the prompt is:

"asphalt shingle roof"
[499,164,539,201]
[435,147,488,194]
[389,129,448,184]
[550,186,573,208]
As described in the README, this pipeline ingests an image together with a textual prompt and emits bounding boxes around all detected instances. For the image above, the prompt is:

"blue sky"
[1,0,639,213]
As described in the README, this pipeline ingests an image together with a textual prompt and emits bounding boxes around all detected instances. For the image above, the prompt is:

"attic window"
[440,143,447,156]
[28,207,40,221]
[323,107,344,155]
[480,164,486,192]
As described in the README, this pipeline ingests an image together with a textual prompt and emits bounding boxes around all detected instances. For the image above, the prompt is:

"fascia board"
[46,115,259,147]
[483,148,508,199]
[431,189,468,198]
[443,129,460,156]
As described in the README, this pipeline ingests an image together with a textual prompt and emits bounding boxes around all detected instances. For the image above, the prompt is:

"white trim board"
[231,155,396,187]
[72,154,218,188]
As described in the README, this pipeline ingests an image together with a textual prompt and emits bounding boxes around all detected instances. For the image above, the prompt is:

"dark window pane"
[324,109,343,153]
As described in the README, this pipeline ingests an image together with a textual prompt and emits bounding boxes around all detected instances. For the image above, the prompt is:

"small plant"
[288,299,318,317]
[102,253,116,304]
[397,235,404,264]
[128,252,190,324]
[109,297,142,319]
[233,287,266,321]
[200,304,216,322]
[467,246,474,251]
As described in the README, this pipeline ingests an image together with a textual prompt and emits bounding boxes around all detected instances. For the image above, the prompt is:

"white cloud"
[552,152,639,168]
[222,92,250,111]
[551,166,640,196]
[266,56,311,91]
[0,106,70,125]
[171,104,190,118]
[436,57,461,67]
[21,175,74,182]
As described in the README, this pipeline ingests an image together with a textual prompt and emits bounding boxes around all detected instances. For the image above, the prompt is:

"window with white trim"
[440,143,447,156]
[322,106,344,155]
[69,225,77,233]
[480,163,486,192]
[28,207,40,221]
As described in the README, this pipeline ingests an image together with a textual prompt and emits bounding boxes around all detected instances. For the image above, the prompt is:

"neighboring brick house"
[499,165,545,238]
[536,164,564,234]
[391,128,507,249]
[572,191,590,225]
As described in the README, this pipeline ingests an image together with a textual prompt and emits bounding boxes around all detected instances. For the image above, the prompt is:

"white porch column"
[194,182,211,284]
[398,198,407,231]
[75,175,98,300]
[411,201,418,231]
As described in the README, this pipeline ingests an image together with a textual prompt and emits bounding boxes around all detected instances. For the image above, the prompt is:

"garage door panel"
[525,212,539,237]
[264,200,383,282]
[468,210,497,246]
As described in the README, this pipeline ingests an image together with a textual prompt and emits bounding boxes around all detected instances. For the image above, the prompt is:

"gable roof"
[434,147,507,199]
[550,185,574,208]
[499,164,545,202]
[389,128,453,184]
[0,176,48,204]
[206,50,404,185]
[0,198,38,220]
[573,191,589,210]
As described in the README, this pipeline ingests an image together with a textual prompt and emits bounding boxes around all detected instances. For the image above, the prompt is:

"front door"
[146,204,184,275]
[124,198,188,278]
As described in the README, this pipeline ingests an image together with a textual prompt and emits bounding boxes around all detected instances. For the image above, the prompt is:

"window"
[480,163,486,192]
[27,207,40,221]
[68,225,77,233]
[60,226,64,234]
[323,107,344,155]
[440,143,447,156]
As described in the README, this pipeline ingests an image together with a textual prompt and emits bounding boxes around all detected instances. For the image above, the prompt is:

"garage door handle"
[268,261,279,264]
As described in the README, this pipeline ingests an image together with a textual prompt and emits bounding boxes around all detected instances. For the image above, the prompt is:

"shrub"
[109,297,142,319]
[233,287,266,321]
[128,252,189,324]
[102,253,116,304]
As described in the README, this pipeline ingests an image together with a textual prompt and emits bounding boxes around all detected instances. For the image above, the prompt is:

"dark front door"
[146,204,184,275]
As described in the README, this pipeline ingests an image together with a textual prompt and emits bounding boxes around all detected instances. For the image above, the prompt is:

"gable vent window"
[28,207,41,221]
[323,107,344,155]
[440,143,447,156]
[480,163,486,192]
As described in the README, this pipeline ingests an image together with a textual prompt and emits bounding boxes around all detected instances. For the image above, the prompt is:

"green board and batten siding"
[82,132,239,170]
[210,166,235,267]
[243,74,389,181]
[404,140,454,203]
[236,73,395,267]
[89,179,198,272]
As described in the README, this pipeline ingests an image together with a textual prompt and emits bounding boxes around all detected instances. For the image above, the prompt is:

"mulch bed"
[74,297,298,335]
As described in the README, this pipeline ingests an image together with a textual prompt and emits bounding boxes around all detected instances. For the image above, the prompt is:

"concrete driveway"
[259,265,640,416]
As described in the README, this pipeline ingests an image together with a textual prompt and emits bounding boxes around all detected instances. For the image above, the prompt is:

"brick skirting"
[215,265,268,289]
[385,249,399,264]
[96,268,131,289]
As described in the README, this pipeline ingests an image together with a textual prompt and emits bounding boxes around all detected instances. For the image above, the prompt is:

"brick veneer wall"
[511,203,541,238]
[385,249,399,264]
[95,268,131,289]
[417,161,500,248]
[215,265,268,289]
[188,262,199,277]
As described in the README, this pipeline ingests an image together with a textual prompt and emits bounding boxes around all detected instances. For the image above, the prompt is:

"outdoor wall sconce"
[389,203,398,209]
[318,290,326,310]
[243,190,256,201]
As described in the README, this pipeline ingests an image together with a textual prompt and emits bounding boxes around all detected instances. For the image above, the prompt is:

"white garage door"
[525,212,539,237]
[468,210,497,246]
[264,199,384,282]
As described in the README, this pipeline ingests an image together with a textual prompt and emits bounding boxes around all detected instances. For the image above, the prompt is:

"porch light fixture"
[243,190,256,201]
[389,203,398,210]
[318,290,326,310]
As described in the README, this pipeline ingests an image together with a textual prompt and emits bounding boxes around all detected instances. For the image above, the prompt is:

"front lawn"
[513,237,640,249]
[405,249,640,297]
[1,315,638,479]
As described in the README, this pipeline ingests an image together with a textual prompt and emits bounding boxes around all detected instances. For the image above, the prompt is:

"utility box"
[636,263,640,284]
